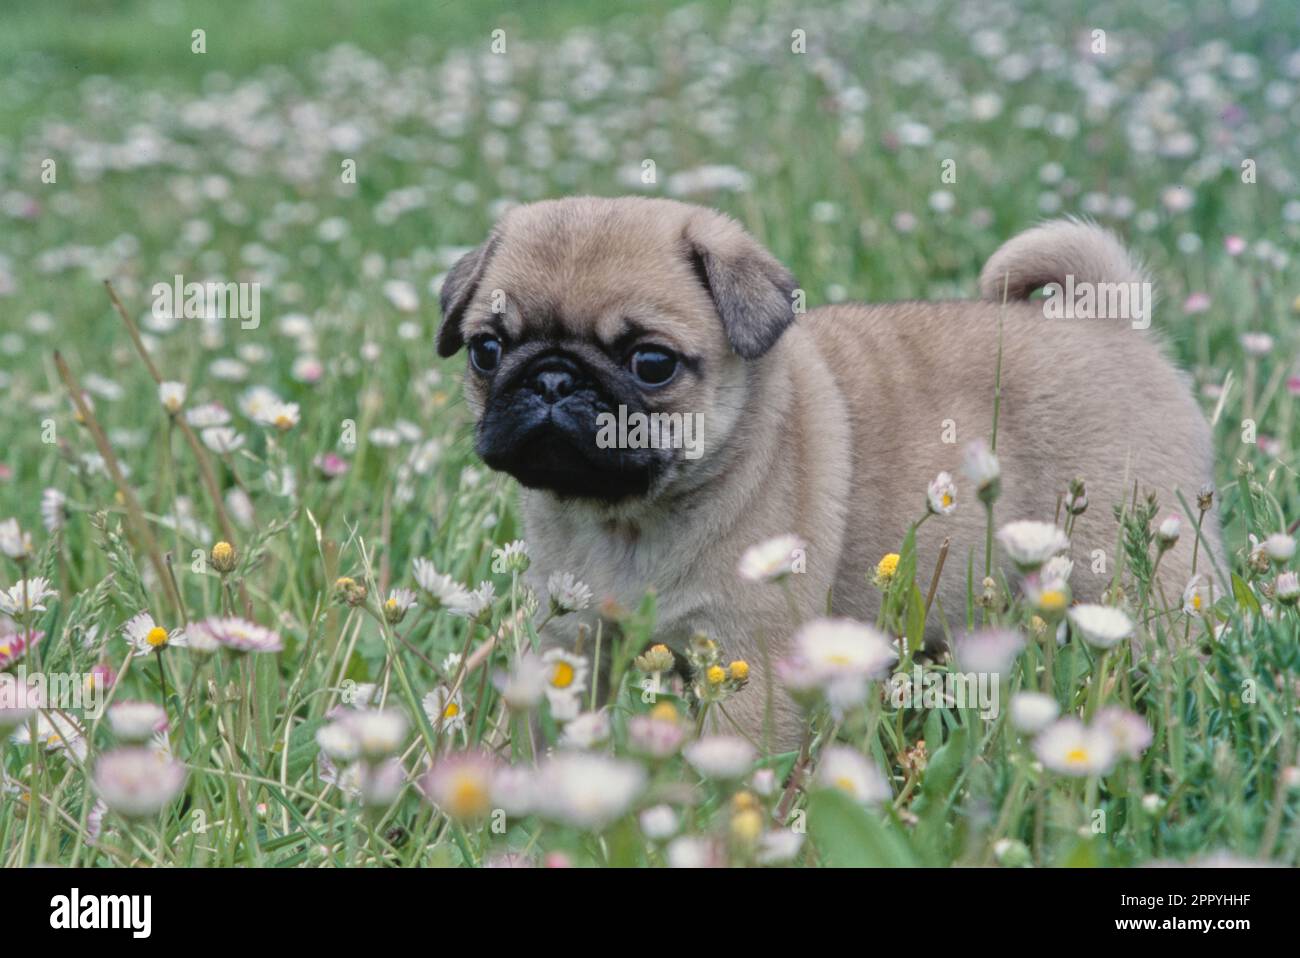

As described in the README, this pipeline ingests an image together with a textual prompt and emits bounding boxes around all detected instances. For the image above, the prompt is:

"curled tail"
[979,218,1151,305]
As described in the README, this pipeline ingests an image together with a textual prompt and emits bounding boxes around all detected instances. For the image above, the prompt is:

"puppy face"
[437,197,798,504]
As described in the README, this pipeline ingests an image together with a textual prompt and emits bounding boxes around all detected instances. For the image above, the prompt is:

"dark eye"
[629,347,678,386]
[469,335,502,373]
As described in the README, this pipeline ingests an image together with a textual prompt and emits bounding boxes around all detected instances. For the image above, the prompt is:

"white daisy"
[1067,604,1134,649]
[496,653,548,710]
[683,735,756,780]
[779,618,897,712]
[316,720,361,763]
[341,709,408,761]
[447,581,494,619]
[1034,717,1116,777]
[737,534,806,582]
[158,381,186,413]
[1009,691,1060,733]
[93,747,187,818]
[0,519,33,560]
[756,830,805,865]
[40,488,67,533]
[186,616,282,654]
[1181,575,1214,618]
[547,571,593,613]
[954,628,1025,675]
[422,685,466,734]
[639,804,679,840]
[121,611,187,654]
[411,557,471,610]
[560,709,611,749]
[542,648,588,716]
[997,520,1070,571]
[185,402,230,428]
[814,745,891,805]
[666,835,724,868]
[0,577,55,617]
[533,752,646,829]
[12,708,86,756]
[493,539,530,573]
[1095,706,1153,759]
[200,426,245,454]
[238,385,282,422]
[926,472,957,516]
[106,701,168,743]
[382,587,418,623]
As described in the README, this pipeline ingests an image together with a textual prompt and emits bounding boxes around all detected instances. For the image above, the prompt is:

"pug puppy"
[437,196,1222,747]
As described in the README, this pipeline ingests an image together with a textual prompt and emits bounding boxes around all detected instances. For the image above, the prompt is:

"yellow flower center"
[385,597,398,609]
[1065,747,1089,765]
[0,644,10,658]
[650,702,679,723]
[707,665,726,685]
[729,660,749,680]
[1192,593,1202,611]
[876,553,900,579]
[275,413,293,429]
[941,493,953,507]
[551,661,575,689]
[833,776,857,794]
[1038,590,1067,612]
[449,774,489,818]
[146,626,169,648]
[731,808,763,843]
[443,702,460,719]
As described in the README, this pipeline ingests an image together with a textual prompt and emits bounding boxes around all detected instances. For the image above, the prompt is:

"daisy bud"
[993,838,1031,868]
[872,552,900,588]
[728,660,750,682]
[1197,483,1215,513]
[962,439,1001,505]
[158,381,186,414]
[1064,478,1088,516]
[1275,571,1300,607]
[635,643,675,673]
[334,576,368,607]
[210,540,237,574]
[1262,533,1296,566]
[1156,514,1181,549]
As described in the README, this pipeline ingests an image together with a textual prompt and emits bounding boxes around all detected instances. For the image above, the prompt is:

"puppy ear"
[684,212,798,359]
[436,232,500,358]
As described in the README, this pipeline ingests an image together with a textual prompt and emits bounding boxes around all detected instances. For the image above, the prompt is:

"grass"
[0,0,1298,868]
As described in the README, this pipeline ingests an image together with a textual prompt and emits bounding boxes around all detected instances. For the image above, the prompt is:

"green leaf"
[917,725,969,810]
[807,788,919,867]
[1231,573,1262,616]
[905,583,927,653]
[286,717,328,781]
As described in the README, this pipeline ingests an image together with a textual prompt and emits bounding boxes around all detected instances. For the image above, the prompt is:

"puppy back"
[979,218,1150,304]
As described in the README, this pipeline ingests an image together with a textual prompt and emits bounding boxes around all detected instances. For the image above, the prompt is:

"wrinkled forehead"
[471,205,714,348]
